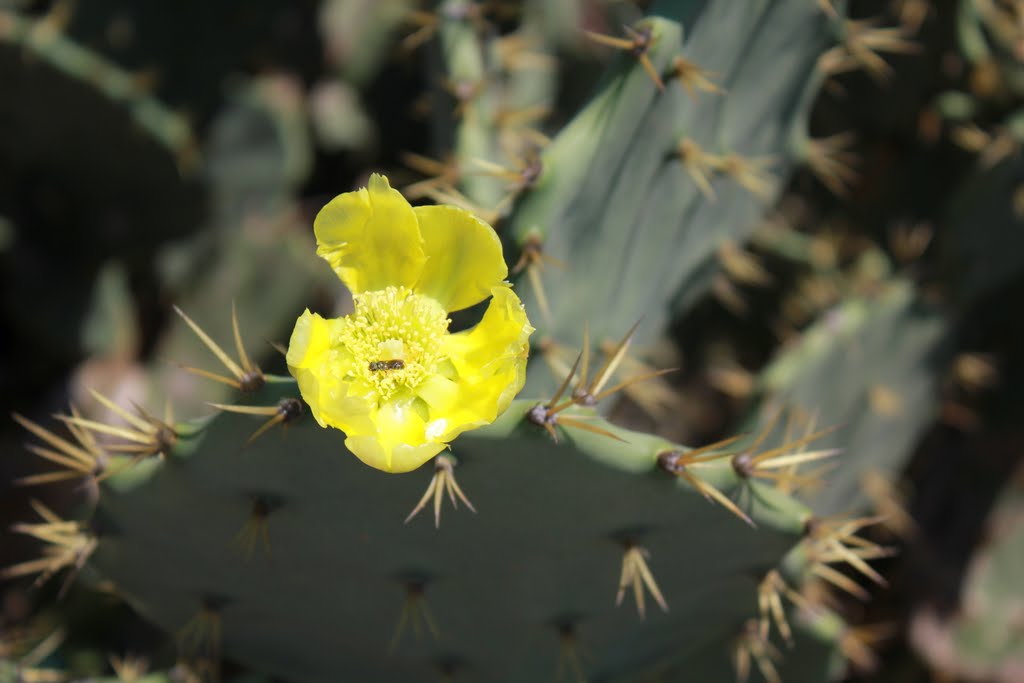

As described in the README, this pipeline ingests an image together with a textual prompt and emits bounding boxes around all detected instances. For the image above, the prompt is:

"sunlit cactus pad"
[87,383,816,683]
[510,4,837,352]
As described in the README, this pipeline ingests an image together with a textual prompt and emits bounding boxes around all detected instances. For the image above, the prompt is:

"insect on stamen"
[369,360,406,372]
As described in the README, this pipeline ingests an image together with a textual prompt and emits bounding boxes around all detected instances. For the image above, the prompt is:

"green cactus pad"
[83,381,821,683]
[508,4,836,363]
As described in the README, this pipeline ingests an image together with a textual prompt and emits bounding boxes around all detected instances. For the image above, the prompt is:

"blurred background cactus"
[3,0,1024,681]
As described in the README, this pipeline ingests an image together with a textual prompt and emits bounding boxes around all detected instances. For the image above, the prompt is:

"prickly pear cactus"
[12,370,867,682]
[6,223,895,680]
[3,2,910,681]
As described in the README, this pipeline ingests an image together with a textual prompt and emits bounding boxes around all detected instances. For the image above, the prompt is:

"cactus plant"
[10,370,872,682]
[3,1,934,681]
[6,154,902,680]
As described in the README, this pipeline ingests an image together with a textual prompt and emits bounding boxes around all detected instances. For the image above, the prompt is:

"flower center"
[335,286,450,402]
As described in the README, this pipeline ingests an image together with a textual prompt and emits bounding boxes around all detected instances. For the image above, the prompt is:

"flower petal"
[344,401,445,473]
[426,285,533,440]
[345,436,446,474]
[389,442,448,473]
[318,390,376,437]
[444,285,533,382]
[314,174,426,293]
[413,205,507,312]
[287,310,376,434]
[285,310,337,428]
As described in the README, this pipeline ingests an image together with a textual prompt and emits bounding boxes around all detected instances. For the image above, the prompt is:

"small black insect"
[369,359,406,371]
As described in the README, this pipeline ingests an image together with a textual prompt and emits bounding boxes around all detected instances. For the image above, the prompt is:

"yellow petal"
[344,401,445,473]
[314,174,426,293]
[377,400,425,448]
[286,310,336,428]
[413,205,507,312]
[345,435,445,474]
[389,441,448,473]
[319,390,376,437]
[427,285,533,440]
[287,310,376,434]
[416,375,491,442]
[343,435,390,472]
[445,285,532,380]
[416,374,461,415]
[286,309,332,369]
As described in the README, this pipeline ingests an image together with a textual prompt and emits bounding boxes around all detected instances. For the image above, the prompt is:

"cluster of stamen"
[335,287,450,402]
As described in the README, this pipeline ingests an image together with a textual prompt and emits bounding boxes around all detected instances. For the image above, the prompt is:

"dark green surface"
[90,385,819,683]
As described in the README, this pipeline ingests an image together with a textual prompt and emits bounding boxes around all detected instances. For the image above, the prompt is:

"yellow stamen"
[334,286,450,403]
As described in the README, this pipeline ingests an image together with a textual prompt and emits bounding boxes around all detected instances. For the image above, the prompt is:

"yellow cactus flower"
[287,174,533,473]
